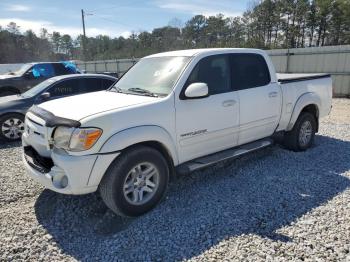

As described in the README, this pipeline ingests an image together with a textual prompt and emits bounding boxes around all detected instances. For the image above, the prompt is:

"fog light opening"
[60,175,68,188]
[52,172,69,189]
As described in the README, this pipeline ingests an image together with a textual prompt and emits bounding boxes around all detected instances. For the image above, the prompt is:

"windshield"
[21,78,56,98]
[9,64,32,76]
[110,56,191,96]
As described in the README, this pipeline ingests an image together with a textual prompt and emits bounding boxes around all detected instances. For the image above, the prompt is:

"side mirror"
[39,92,50,101]
[184,83,209,99]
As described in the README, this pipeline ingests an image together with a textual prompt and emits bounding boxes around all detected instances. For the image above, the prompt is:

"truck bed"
[276,73,332,132]
[277,73,331,84]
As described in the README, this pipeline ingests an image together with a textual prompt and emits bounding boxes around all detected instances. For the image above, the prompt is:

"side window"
[48,79,81,97]
[186,55,231,95]
[32,63,55,78]
[231,54,271,90]
[81,78,105,92]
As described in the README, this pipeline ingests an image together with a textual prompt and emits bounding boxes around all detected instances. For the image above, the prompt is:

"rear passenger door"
[231,53,281,145]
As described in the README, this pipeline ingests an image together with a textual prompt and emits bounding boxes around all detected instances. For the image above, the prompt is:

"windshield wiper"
[127,88,158,97]
[109,86,124,93]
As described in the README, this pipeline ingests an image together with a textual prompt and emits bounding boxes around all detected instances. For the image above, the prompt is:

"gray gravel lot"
[0,98,350,261]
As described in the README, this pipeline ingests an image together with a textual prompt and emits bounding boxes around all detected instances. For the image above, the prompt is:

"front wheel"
[99,146,169,217]
[0,113,25,141]
[283,112,316,151]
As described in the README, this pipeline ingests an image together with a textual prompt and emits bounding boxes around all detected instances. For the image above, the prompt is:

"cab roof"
[47,73,117,82]
[145,48,266,58]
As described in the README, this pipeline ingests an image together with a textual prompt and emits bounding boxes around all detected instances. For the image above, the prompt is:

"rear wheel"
[0,113,25,141]
[99,145,169,217]
[283,112,316,151]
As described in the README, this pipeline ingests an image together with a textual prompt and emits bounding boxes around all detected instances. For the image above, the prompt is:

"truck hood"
[38,91,158,121]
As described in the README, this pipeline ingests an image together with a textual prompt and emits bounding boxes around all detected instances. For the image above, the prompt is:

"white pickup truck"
[22,48,332,217]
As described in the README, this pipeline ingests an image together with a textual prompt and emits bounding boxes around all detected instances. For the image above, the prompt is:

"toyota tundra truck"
[22,48,332,217]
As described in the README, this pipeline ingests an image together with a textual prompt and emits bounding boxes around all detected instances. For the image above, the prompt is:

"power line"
[90,14,134,28]
[87,0,143,13]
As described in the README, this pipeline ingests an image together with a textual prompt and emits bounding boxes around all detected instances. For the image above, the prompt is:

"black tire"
[99,145,170,217]
[0,113,25,141]
[283,112,316,151]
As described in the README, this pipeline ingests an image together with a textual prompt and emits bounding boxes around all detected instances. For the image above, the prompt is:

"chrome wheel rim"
[1,118,24,140]
[299,120,312,147]
[123,162,160,205]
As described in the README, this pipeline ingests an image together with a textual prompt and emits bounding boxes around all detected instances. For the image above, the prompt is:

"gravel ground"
[0,98,350,261]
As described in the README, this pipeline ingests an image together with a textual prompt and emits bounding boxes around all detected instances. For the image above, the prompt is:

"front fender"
[286,92,321,131]
[99,125,179,165]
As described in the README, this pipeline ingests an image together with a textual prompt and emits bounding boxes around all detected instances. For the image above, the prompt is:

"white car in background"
[22,48,332,217]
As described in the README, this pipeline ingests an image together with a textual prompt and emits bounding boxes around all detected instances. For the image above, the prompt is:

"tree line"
[0,0,349,63]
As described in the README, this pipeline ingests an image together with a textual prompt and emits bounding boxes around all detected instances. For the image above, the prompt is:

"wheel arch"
[99,125,179,166]
[286,92,321,132]
[120,141,176,180]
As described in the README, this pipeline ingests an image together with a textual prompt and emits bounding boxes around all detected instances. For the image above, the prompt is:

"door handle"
[269,91,278,98]
[222,100,236,107]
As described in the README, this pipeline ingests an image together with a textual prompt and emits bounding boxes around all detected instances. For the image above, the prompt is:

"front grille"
[24,146,53,174]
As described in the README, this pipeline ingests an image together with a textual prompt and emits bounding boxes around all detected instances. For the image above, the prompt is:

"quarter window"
[231,54,271,90]
[101,78,115,89]
[186,55,231,95]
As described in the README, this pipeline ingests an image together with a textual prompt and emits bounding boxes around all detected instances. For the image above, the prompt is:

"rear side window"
[49,79,81,97]
[53,63,73,75]
[80,78,109,92]
[186,55,231,95]
[231,54,270,90]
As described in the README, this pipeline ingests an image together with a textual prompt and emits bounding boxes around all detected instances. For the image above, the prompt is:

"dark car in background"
[0,74,117,141]
[0,62,80,97]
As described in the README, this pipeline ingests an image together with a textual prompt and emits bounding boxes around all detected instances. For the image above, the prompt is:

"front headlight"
[53,126,102,151]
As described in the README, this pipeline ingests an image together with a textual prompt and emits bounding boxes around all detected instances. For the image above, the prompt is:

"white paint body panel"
[237,83,282,145]
[22,48,332,195]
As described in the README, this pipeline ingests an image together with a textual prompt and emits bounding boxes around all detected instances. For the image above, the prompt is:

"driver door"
[175,54,239,163]
[24,63,55,91]
[35,78,81,104]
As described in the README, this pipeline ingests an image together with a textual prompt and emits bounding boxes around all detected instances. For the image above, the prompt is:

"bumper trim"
[23,146,53,173]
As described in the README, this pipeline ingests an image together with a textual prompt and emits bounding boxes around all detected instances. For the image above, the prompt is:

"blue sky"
[0,0,250,38]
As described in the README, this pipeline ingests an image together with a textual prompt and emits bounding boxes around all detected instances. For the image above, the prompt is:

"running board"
[176,139,273,175]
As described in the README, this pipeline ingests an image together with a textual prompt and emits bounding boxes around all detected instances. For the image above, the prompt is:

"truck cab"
[21,48,332,217]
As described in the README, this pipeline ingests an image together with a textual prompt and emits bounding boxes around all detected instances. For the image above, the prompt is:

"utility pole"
[81,9,86,61]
